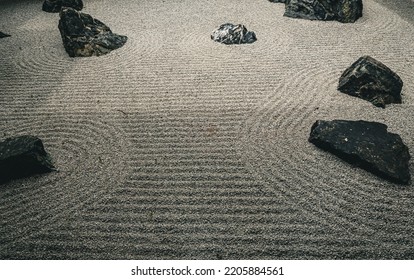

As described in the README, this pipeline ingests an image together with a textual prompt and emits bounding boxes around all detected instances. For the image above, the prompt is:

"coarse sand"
[1,0,414,259]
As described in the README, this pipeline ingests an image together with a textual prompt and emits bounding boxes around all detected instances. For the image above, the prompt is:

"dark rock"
[284,0,363,23]
[336,0,363,22]
[0,31,11,38]
[211,23,257,45]
[58,7,128,57]
[309,120,411,184]
[269,0,287,2]
[0,136,56,184]
[338,56,403,108]
[42,0,83,13]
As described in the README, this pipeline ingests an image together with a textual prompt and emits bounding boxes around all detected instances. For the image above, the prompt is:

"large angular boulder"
[338,56,403,108]
[58,7,128,57]
[309,120,410,184]
[42,0,83,13]
[0,136,56,184]
[0,31,11,38]
[284,0,363,23]
[211,23,257,45]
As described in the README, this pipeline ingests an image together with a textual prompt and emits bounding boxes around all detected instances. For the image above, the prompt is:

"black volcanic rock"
[211,23,257,45]
[58,7,128,57]
[338,56,403,108]
[42,0,83,13]
[284,0,363,23]
[0,136,56,184]
[309,120,410,184]
[0,31,11,38]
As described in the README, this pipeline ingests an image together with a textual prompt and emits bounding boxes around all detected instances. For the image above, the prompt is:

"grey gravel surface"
[1,0,414,259]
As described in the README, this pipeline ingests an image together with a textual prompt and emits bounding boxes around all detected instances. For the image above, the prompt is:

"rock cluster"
[211,23,257,45]
[284,0,363,23]
[3,1,409,187]
[42,0,83,13]
[338,56,403,108]
[58,7,128,57]
[309,120,411,185]
[0,136,56,184]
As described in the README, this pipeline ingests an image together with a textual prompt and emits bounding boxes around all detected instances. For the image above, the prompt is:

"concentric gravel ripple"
[238,0,414,258]
[1,0,414,259]
[0,113,132,255]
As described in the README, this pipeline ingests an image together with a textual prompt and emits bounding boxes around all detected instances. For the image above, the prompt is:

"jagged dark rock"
[211,23,257,45]
[0,135,56,184]
[284,0,363,23]
[58,7,128,57]
[309,120,411,184]
[0,31,11,38]
[42,0,83,13]
[338,56,403,108]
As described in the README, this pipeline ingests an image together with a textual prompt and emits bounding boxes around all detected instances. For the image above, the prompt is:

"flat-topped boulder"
[338,56,403,108]
[211,23,257,45]
[0,31,11,38]
[58,7,128,57]
[42,0,83,13]
[0,135,56,184]
[309,120,410,184]
[284,0,363,23]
